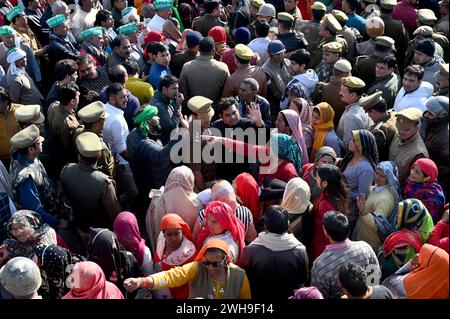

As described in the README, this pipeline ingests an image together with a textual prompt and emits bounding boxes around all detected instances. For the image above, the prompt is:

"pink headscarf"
[281,109,309,164]
[113,211,146,265]
[176,28,193,52]
[195,201,246,264]
[62,261,124,299]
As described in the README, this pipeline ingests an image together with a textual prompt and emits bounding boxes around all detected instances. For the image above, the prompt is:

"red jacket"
[427,220,449,253]
[311,192,338,261]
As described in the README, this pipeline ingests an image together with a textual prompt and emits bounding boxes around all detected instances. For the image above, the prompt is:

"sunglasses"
[202,256,226,268]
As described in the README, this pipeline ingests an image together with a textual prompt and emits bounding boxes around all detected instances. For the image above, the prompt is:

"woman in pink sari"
[63,261,124,299]
[289,97,314,157]
[277,109,309,164]
[146,166,202,253]
[114,211,153,276]
[195,201,246,265]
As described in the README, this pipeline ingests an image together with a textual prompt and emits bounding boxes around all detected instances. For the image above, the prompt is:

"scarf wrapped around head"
[133,105,158,136]
[113,211,146,266]
[4,210,52,259]
[290,287,324,299]
[234,173,262,221]
[194,201,246,264]
[176,28,193,51]
[339,129,379,171]
[269,133,303,175]
[280,109,309,164]
[413,158,438,183]
[403,244,449,299]
[160,213,194,243]
[194,238,233,264]
[311,103,335,160]
[382,229,423,268]
[376,161,401,203]
[281,177,311,215]
[208,26,227,43]
[396,199,430,231]
[6,47,27,76]
[162,19,182,42]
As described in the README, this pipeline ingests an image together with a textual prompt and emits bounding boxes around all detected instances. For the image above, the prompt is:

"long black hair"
[317,164,349,214]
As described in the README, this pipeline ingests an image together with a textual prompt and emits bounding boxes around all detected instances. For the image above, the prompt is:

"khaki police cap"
[250,0,265,8]
[332,10,348,23]
[323,41,343,53]
[435,63,449,81]
[334,59,352,72]
[395,107,423,123]
[359,91,384,110]
[187,96,214,119]
[342,76,366,89]
[323,14,342,33]
[365,4,381,15]
[78,101,108,123]
[380,0,397,9]
[418,9,437,24]
[375,36,395,49]
[413,26,434,37]
[312,2,326,11]
[13,105,44,124]
[235,44,254,60]
[277,12,294,22]
[10,124,44,149]
[76,132,102,157]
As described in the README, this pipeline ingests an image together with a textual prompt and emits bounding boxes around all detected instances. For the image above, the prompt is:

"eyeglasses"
[202,256,226,268]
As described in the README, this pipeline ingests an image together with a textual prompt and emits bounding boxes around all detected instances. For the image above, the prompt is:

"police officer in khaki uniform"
[75,101,116,179]
[296,1,326,56]
[315,41,343,83]
[13,104,45,129]
[332,9,360,63]
[416,9,449,62]
[336,76,373,146]
[47,83,83,178]
[434,63,449,97]
[379,0,409,73]
[184,95,217,191]
[276,12,308,54]
[356,15,385,56]
[61,132,121,246]
[360,91,397,161]
[354,36,396,88]
[312,59,352,127]
[310,13,348,69]
[388,108,429,184]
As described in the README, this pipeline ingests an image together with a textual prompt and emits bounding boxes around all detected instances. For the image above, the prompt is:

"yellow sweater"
[147,261,251,299]
[125,78,154,106]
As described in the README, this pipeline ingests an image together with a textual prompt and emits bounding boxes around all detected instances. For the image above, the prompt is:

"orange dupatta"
[311,103,335,160]
[403,243,449,299]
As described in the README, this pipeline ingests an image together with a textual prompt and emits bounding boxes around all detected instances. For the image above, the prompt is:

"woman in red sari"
[152,213,197,299]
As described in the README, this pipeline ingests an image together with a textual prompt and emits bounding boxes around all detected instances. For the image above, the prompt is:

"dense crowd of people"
[0,0,448,300]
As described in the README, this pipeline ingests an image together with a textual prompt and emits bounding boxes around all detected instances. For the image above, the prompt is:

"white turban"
[6,48,27,76]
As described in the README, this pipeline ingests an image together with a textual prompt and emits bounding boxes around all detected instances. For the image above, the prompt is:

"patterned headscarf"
[397,199,430,231]
[113,211,146,265]
[4,210,52,259]
[311,103,335,160]
[269,133,303,175]
[133,105,158,136]
[376,161,401,203]
[280,109,309,165]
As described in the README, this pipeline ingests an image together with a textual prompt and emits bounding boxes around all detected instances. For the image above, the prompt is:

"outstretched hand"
[123,278,142,293]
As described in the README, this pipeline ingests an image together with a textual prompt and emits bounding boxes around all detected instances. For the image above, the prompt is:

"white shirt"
[71,8,98,42]
[103,103,129,165]
[147,14,166,32]
[248,37,270,64]
[393,81,434,112]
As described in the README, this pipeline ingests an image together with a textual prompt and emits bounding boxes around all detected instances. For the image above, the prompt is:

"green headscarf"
[133,105,158,136]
